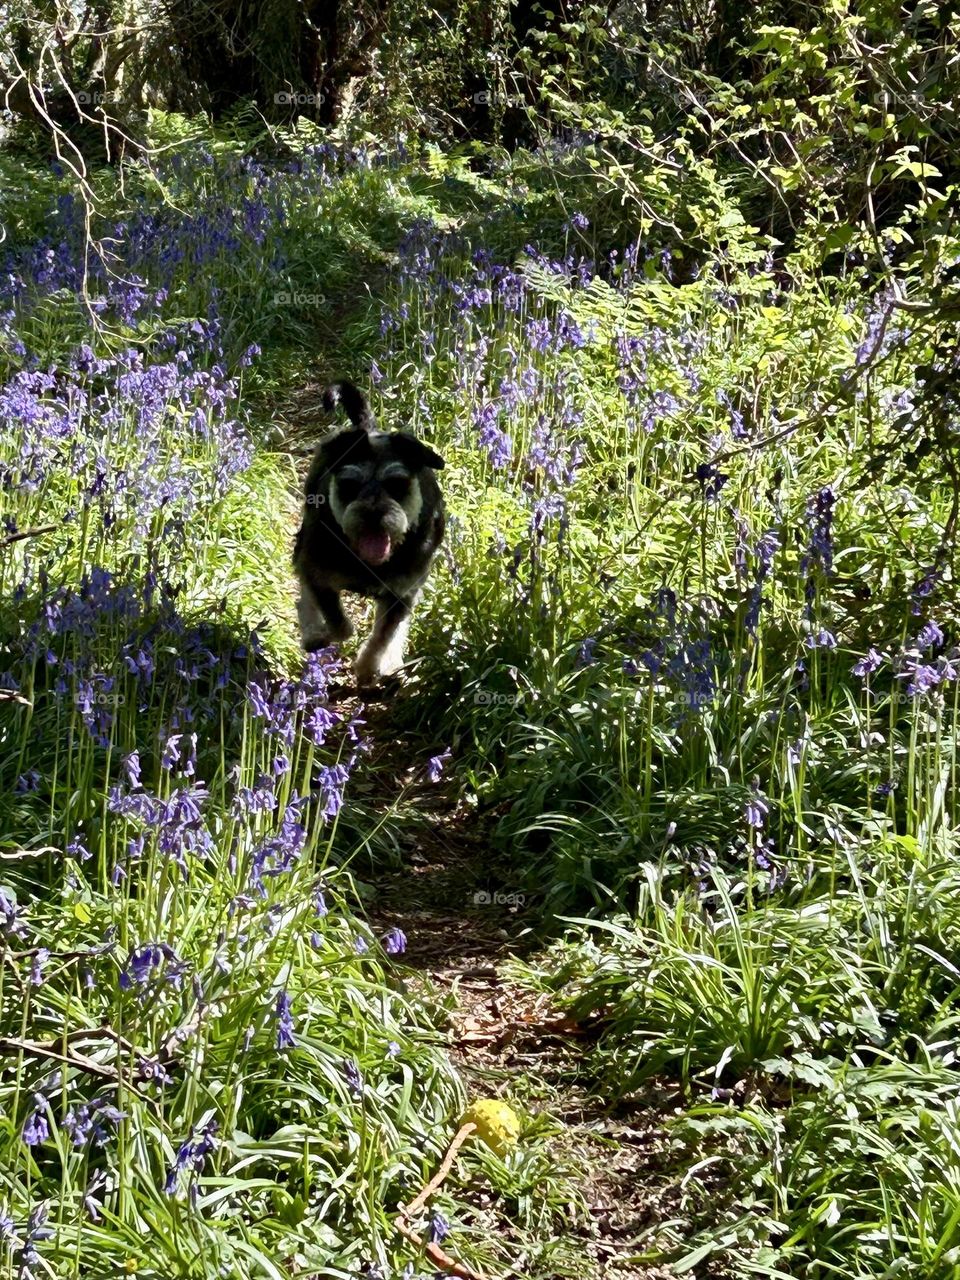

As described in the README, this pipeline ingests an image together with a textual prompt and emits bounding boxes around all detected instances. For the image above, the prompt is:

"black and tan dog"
[293,382,445,685]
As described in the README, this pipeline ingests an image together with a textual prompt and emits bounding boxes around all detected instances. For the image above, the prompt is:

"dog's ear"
[318,427,372,471]
[306,428,372,497]
[390,432,445,471]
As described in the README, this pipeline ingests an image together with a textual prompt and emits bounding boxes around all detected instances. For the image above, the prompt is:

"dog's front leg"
[354,593,416,685]
[297,580,355,651]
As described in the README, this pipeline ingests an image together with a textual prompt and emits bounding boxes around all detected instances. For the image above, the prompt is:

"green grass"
[1,119,959,1279]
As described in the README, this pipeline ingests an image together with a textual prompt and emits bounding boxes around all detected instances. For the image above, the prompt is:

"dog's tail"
[322,381,376,432]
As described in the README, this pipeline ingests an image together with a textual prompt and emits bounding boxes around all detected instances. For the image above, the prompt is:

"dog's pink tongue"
[357,531,392,565]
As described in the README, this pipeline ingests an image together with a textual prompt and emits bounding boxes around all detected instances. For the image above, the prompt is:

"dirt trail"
[347,693,676,1280]
[279,376,677,1279]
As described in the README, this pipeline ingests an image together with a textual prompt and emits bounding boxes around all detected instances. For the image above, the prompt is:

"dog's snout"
[357,498,394,528]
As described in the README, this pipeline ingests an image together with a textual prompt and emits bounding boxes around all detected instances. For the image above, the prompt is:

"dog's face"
[322,430,444,567]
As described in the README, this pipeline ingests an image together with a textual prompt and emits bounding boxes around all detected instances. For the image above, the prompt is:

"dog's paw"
[301,624,353,652]
[353,649,383,687]
[305,620,354,648]
[297,598,354,651]
[354,646,405,687]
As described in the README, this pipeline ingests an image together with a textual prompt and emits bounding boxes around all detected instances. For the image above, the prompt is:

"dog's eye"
[383,476,410,501]
[336,478,362,503]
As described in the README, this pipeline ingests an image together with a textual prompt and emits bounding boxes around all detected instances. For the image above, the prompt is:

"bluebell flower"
[343,1058,363,1096]
[745,788,769,830]
[164,1118,218,1197]
[695,461,728,499]
[66,836,91,861]
[852,648,882,677]
[801,486,836,578]
[22,1098,50,1147]
[383,928,407,956]
[119,942,185,991]
[29,949,49,986]
[17,1202,52,1276]
[915,620,944,650]
[428,1211,451,1243]
[426,749,451,783]
[805,629,837,650]
[275,991,296,1051]
[160,732,182,770]
[63,1100,125,1148]
[576,637,598,668]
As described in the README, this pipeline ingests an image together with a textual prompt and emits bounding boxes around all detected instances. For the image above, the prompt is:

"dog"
[293,381,445,685]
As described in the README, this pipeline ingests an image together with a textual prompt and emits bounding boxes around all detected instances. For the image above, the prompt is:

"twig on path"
[401,1122,477,1218]
[394,1216,488,1280]
[396,1121,490,1280]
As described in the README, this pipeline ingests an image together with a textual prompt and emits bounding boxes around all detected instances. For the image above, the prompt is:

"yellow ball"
[460,1099,521,1156]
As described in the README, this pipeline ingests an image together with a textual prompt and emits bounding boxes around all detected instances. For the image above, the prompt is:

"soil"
[348,691,681,1280]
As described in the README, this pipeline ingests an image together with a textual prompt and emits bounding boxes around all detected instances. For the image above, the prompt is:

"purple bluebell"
[576,637,598,668]
[119,942,185,991]
[160,732,182,770]
[63,1100,125,1148]
[164,1118,218,1197]
[428,1212,451,1243]
[29,949,49,986]
[911,567,939,614]
[383,928,407,956]
[852,648,882,677]
[275,991,296,1050]
[316,764,350,819]
[343,1058,363,1096]
[801,486,836,579]
[22,1098,49,1147]
[426,749,451,783]
[695,462,728,499]
[16,1203,52,1277]
[83,1171,106,1221]
[745,789,769,830]
[898,660,944,697]
[805,629,837,650]
[915,620,944,650]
